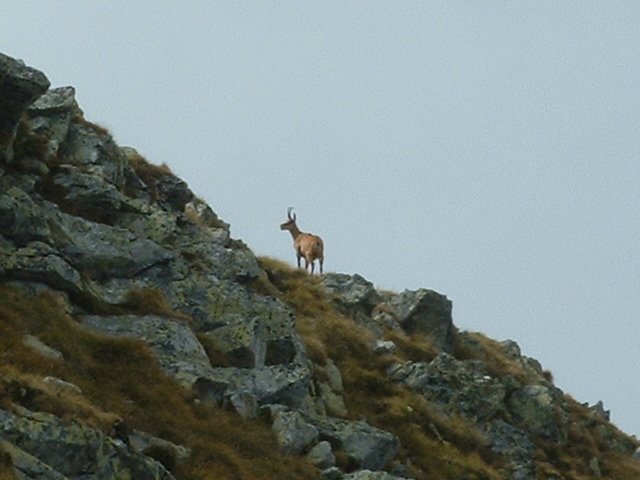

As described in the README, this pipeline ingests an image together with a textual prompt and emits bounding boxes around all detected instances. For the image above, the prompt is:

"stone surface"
[389,353,506,422]
[272,410,319,454]
[22,336,63,361]
[506,384,568,443]
[306,441,335,469]
[0,406,174,480]
[342,470,411,480]
[0,53,50,162]
[0,187,51,246]
[308,415,399,471]
[80,314,215,387]
[485,420,536,480]
[384,288,454,350]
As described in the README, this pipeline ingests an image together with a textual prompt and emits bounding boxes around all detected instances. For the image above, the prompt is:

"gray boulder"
[342,470,411,480]
[322,273,387,336]
[307,415,399,471]
[506,384,568,443]
[42,165,124,222]
[193,364,313,418]
[26,86,78,164]
[271,410,319,454]
[388,353,505,422]
[80,314,215,387]
[0,406,174,480]
[45,207,175,280]
[0,53,50,163]
[322,273,382,314]
[0,241,83,293]
[306,441,336,469]
[485,420,536,480]
[1,440,69,480]
[0,187,50,246]
[200,296,304,368]
[384,288,454,350]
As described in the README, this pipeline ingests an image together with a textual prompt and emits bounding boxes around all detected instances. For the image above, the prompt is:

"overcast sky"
[3,2,639,436]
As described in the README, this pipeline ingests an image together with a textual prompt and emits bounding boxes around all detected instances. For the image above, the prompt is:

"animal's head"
[280,207,297,231]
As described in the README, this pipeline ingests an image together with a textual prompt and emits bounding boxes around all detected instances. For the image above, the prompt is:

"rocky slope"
[0,52,639,480]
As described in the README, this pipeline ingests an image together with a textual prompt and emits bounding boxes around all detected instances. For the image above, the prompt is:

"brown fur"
[280,208,324,274]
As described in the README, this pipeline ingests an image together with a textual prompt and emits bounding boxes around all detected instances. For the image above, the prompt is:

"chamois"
[280,207,324,274]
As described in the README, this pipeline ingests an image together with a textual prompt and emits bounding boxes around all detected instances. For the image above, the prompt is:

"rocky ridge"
[0,53,639,480]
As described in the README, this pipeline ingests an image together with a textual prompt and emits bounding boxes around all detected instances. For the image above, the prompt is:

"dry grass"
[0,448,17,480]
[453,331,538,384]
[0,283,317,479]
[256,257,640,479]
[257,257,503,479]
[126,150,173,203]
[73,113,111,136]
[120,287,191,322]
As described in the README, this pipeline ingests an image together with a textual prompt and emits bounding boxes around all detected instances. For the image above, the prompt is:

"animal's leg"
[319,258,324,275]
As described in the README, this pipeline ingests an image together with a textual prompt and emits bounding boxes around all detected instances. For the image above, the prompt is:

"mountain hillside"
[1,52,639,480]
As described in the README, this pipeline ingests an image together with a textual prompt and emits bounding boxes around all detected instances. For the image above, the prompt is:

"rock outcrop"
[1,53,638,480]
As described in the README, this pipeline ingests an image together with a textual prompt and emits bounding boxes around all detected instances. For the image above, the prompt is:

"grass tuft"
[0,283,317,479]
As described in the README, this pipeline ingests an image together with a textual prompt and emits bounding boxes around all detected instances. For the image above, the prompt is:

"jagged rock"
[307,415,399,471]
[26,86,78,164]
[128,430,191,465]
[226,365,312,414]
[0,53,50,163]
[154,174,193,212]
[45,207,175,280]
[201,297,304,368]
[342,470,411,480]
[322,273,387,336]
[384,288,454,350]
[506,385,568,443]
[307,441,335,469]
[28,86,77,114]
[325,360,344,394]
[315,359,348,417]
[272,410,319,454]
[373,340,396,355]
[587,400,610,422]
[0,440,69,480]
[58,114,128,189]
[317,382,348,418]
[485,420,536,480]
[0,241,83,293]
[0,187,51,246]
[320,466,343,480]
[41,165,124,222]
[0,406,174,480]
[80,314,215,387]
[388,353,505,421]
[323,273,382,314]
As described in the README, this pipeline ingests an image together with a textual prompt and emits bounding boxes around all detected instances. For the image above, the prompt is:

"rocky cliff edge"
[1,53,639,480]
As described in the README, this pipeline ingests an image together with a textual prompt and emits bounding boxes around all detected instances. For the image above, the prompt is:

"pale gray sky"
[3,2,639,436]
